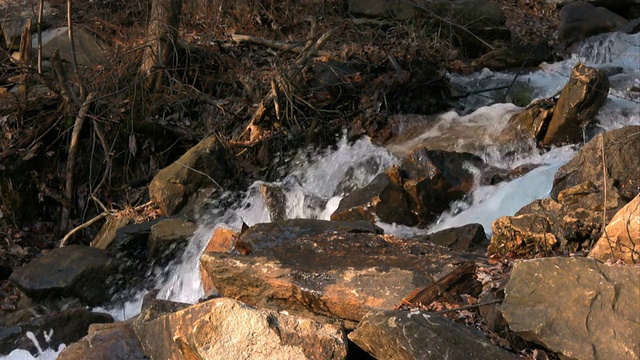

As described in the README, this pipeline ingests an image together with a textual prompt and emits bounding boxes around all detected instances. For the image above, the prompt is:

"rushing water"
[3,31,639,359]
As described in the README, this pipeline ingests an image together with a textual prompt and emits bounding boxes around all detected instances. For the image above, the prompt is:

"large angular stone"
[148,217,197,259]
[9,245,116,305]
[551,126,640,200]
[133,297,348,360]
[349,309,518,360]
[418,223,486,250]
[541,63,609,147]
[589,194,640,264]
[149,135,235,216]
[57,319,145,360]
[558,1,629,45]
[35,27,111,66]
[201,229,466,326]
[502,257,640,360]
[488,214,559,257]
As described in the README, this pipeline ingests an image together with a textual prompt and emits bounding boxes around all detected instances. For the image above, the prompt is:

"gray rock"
[559,1,629,45]
[9,245,116,305]
[502,257,640,360]
[349,309,519,360]
[149,218,197,259]
[551,125,640,200]
[418,223,486,250]
[133,297,348,360]
[0,308,112,356]
[35,27,111,66]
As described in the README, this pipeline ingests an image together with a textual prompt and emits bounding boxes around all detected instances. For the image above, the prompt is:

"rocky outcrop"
[551,125,640,201]
[541,63,609,146]
[133,297,348,360]
[418,223,486,250]
[201,226,466,326]
[9,245,117,305]
[332,148,487,226]
[57,319,145,360]
[558,1,629,45]
[349,309,519,360]
[149,135,235,216]
[502,257,640,360]
[488,214,559,257]
[589,194,640,263]
[0,308,113,356]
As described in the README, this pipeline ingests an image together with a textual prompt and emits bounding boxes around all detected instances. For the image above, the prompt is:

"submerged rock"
[133,297,348,360]
[58,319,145,360]
[201,229,466,326]
[0,308,113,356]
[349,309,518,360]
[589,194,640,264]
[502,257,640,360]
[149,218,197,259]
[9,245,117,306]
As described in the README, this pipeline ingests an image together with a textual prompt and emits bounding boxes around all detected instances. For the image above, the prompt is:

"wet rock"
[589,194,640,263]
[133,297,348,360]
[201,227,239,296]
[259,183,287,221]
[149,218,197,259]
[558,1,629,45]
[502,97,556,144]
[541,63,609,147]
[418,223,486,250]
[332,148,485,226]
[36,27,111,66]
[330,170,417,225]
[348,309,519,360]
[201,230,467,326]
[0,308,113,356]
[235,219,383,253]
[149,135,235,216]
[488,214,559,257]
[551,125,640,201]
[472,44,552,71]
[502,257,640,360]
[58,319,145,360]
[9,245,116,305]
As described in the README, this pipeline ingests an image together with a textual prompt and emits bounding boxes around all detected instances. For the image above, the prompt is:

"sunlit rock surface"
[134,297,347,360]
[589,194,640,264]
[502,257,640,360]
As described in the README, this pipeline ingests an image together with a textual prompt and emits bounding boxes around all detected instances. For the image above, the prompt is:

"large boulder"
[589,194,640,263]
[558,1,629,45]
[551,125,640,200]
[0,308,113,356]
[9,245,117,305]
[418,223,487,250]
[149,135,235,216]
[201,225,466,326]
[502,257,640,360]
[148,218,197,259]
[488,214,559,257]
[540,63,609,147]
[332,148,487,226]
[57,319,145,360]
[348,309,519,360]
[133,297,348,360]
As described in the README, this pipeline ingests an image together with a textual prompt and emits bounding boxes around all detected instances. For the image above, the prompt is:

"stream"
[4,31,639,360]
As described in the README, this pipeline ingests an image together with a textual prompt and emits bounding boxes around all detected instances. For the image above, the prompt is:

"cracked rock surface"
[502,257,640,360]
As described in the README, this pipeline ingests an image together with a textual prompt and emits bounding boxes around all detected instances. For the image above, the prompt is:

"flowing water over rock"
[3,31,639,360]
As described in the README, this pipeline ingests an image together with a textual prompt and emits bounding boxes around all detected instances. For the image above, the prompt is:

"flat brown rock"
[201,230,468,326]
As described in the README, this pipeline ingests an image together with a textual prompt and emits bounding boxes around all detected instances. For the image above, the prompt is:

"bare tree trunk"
[139,0,183,92]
